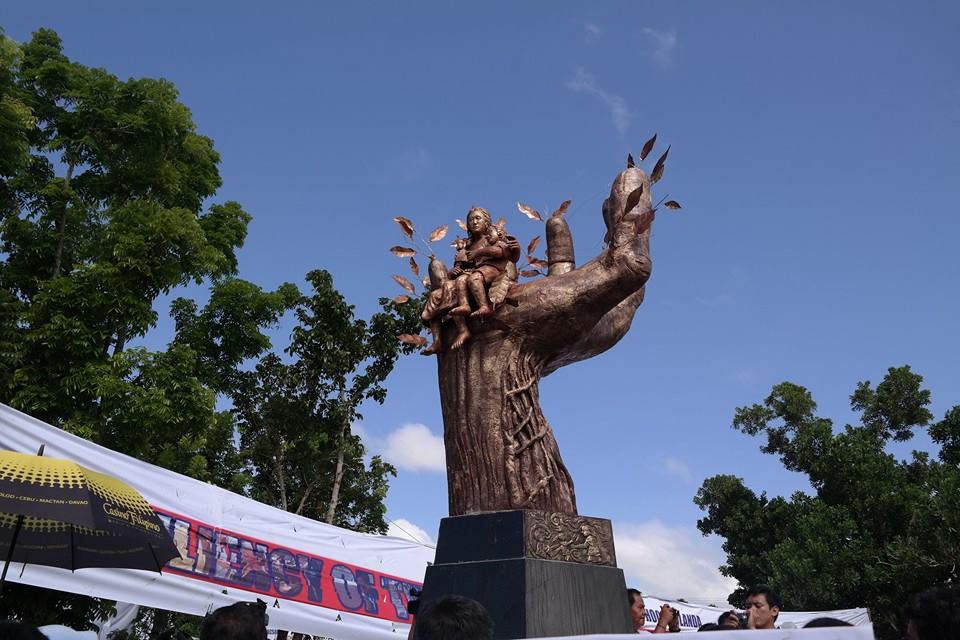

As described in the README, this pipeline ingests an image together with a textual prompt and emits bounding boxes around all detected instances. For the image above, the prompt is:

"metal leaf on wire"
[526,236,541,255]
[520,270,542,278]
[551,200,571,219]
[528,257,548,269]
[640,133,657,161]
[650,145,670,184]
[664,200,682,210]
[393,216,415,239]
[627,153,636,168]
[398,334,428,346]
[517,202,542,221]
[455,218,468,231]
[409,257,420,277]
[390,246,417,258]
[393,295,410,304]
[392,274,416,293]
[429,224,448,242]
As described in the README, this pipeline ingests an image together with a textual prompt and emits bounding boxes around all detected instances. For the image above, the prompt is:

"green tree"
[0,26,259,628]
[228,270,422,532]
[695,366,960,640]
[0,26,421,627]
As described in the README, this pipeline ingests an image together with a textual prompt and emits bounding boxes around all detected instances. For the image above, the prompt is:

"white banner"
[641,596,871,632]
[0,403,434,640]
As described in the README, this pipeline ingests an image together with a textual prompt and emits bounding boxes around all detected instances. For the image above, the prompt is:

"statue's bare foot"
[450,328,471,350]
[422,342,441,356]
[449,305,472,316]
[470,304,492,318]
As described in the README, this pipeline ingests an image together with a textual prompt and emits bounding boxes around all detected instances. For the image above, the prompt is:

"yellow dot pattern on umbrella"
[83,468,153,514]
[0,452,85,488]
[0,512,111,536]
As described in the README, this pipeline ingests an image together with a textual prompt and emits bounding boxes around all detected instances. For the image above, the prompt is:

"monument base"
[419,511,633,639]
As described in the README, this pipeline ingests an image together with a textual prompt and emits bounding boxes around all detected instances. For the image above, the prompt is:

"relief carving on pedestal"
[524,511,616,567]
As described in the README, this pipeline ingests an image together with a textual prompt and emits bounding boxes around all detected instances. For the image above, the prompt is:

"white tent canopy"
[0,403,434,640]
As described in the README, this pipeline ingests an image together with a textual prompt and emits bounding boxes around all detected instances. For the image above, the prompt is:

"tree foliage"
[0,27,421,628]
[229,270,422,531]
[695,365,959,640]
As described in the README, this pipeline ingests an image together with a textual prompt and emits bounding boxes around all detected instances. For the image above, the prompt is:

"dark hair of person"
[716,611,736,626]
[803,617,853,628]
[627,588,642,606]
[904,585,960,640]
[746,584,782,612]
[0,621,48,640]
[697,622,721,631]
[200,601,268,640]
[414,595,493,640]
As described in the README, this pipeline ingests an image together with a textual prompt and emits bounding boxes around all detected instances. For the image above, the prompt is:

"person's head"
[0,621,48,640]
[744,585,781,630]
[413,595,493,640]
[904,585,960,640]
[466,207,491,237]
[697,623,721,632]
[200,600,268,640]
[627,589,645,629]
[803,617,853,628]
[717,610,740,629]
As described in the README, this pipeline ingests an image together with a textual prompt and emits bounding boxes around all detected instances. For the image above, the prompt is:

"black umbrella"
[0,447,181,592]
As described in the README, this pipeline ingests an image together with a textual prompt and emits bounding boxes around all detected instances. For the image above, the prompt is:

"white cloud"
[662,456,693,483]
[387,518,436,546]
[641,28,678,68]
[565,66,633,135]
[615,520,736,603]
[584,22,602,44]
[364,422,446,473]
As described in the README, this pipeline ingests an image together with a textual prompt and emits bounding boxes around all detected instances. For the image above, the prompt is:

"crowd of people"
[629,583,960,636]
[2,583,958,639]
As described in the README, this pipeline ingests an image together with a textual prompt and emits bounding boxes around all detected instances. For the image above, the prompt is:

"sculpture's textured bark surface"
[436,167,654,516]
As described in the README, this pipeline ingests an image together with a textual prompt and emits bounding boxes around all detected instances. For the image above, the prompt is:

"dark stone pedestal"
[419,511,633,639]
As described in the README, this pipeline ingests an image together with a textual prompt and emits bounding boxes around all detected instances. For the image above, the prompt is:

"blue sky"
[5,1,959,604]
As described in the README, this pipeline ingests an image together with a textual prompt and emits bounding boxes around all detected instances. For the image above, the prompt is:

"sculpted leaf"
[520,270,542,278]
[526,235,542,256]
[390,245,417,258]
[393,216,415,238]
[392,274,416,293]
[528,257,548,269]
[640,133,657,161]
[664,200,682,210]
[627,153,636,168]
[393,295,410,304]
[456,218,468,231]
[650,145,670,184]
[517,202,542,221]
[551,199,571,219]
[398,333,428,346]
[409,257,420,277]
[624,185,644,214]
[429,224,449,242]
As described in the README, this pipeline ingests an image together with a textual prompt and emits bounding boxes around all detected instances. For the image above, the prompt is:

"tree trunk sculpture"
[431,167,654,516]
